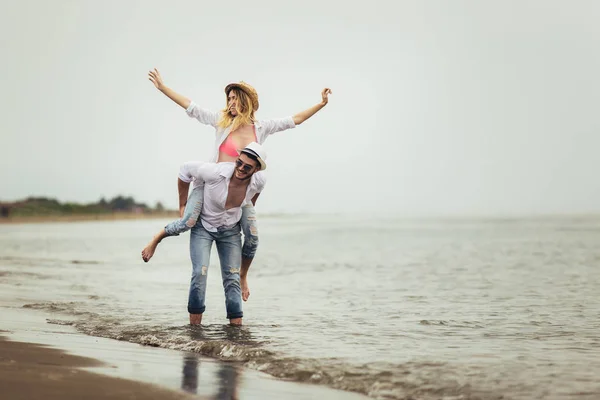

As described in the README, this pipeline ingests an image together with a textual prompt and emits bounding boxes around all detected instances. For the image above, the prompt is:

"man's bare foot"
[229,318,242,326]
[190,313,202,325]
[241,277,250,301]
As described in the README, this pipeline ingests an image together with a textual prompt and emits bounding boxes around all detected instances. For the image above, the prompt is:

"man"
[178,142,267,326]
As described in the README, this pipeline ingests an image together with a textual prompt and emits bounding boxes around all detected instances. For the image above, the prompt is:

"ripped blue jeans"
[188,222,243,319]
[164,185,259,259]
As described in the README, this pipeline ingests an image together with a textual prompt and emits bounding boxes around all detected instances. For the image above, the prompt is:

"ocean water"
[1,215,599,399]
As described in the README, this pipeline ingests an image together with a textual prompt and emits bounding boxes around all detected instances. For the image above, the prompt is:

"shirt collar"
[219,162,235,178]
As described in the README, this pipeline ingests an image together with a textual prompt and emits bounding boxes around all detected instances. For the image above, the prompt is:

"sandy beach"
[0,335,195,400]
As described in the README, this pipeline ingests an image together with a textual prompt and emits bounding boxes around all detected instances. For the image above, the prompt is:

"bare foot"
[190,313,202,325]
[229,318,242,326]
[241,277,250,301]
[142,229,168,262]
[141,238,160,262]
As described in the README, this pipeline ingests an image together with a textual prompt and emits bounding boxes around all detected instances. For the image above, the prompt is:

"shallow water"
[1,215,600,399]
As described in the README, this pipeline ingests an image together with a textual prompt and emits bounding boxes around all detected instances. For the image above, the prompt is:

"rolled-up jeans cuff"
[241,251,255,259]
[227,311,243,319]
[165,220,187,237]
[241,234,258,258]
[241,205,258,259]
[187,306,206,314]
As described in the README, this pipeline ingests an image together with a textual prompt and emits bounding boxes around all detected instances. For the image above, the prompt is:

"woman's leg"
[141,185,204,262]
[239,204,259,301]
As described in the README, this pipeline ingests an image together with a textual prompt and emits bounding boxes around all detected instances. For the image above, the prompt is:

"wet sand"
[1,307,369,400]
[0,336,196,400]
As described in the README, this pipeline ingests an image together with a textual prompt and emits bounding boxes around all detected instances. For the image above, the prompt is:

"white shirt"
[185,102,296,162]
[179,162,266,232]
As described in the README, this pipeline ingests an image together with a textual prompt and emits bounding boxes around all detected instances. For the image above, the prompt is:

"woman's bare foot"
[141,230,168,262]
[241,277,250,301]
[141,239,160,262]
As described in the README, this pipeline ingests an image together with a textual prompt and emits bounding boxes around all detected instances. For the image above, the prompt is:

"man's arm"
[177,178,190,217]
[292,88,332,125]
[250,173,266,206]
[177,162,216,217]
[179,161,214,183]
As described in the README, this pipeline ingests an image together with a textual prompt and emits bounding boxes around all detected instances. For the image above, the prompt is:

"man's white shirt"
[179,162,266,232]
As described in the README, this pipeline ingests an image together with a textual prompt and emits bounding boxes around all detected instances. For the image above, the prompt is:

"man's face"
[227,91,238,116]
[234,153,259,180]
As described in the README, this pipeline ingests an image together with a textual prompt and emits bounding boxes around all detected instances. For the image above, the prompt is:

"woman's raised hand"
[148,68,165,91]
[321,88,332,105]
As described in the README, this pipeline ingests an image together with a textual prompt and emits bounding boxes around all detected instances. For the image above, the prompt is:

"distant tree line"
[0,196,170,218]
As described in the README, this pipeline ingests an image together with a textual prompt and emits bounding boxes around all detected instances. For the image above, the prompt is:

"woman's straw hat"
[225,81,260,111]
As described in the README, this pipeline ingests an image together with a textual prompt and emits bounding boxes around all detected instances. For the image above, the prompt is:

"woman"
[141,68,331,302]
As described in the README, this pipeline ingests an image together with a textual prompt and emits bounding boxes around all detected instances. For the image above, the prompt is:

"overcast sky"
[1,0,599,217]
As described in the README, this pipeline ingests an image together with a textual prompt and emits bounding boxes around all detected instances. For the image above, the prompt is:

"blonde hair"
[217,88,255,132]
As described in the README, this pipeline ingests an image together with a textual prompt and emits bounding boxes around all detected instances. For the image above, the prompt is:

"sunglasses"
[235,159,255,173]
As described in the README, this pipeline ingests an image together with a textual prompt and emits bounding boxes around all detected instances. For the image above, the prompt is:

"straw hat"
[225,81,260,111]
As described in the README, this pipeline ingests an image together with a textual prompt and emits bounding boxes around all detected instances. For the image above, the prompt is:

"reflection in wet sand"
[181,353,199,394]
[180,352,240,400]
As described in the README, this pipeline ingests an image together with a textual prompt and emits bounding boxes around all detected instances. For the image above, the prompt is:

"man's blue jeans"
[187,221,243,320]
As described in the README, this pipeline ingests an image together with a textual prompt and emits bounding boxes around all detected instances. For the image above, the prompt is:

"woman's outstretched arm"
[149,68,219,127]
[148,68,192,110]
[292,88,332,125]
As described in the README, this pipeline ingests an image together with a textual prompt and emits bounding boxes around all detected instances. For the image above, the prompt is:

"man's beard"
[235,172,252,181]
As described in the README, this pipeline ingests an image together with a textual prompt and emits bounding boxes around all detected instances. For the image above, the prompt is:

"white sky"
[1,0,599,216]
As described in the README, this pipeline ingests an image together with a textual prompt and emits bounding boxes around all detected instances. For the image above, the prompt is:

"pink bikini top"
[219,126,258,157]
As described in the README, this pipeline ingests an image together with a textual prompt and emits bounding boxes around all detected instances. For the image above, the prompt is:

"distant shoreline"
[0,211,179,224]
[3,212,598,225]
